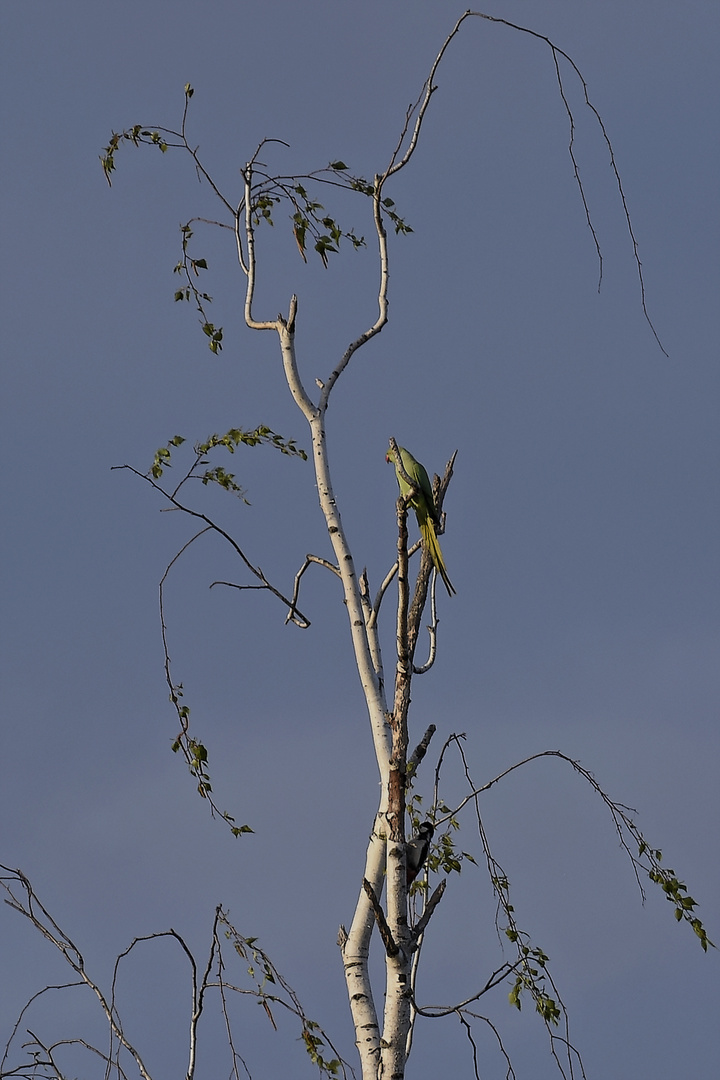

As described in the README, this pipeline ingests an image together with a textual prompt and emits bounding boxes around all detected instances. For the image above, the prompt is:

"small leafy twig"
[218,911,353,1078]
[149,425,307,490]
[172,220,226,353]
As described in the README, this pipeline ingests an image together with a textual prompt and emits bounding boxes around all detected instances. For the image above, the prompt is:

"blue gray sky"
[1,2,718,1077]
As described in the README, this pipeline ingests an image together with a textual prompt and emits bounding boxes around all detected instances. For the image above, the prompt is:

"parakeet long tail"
[418,508,456,597]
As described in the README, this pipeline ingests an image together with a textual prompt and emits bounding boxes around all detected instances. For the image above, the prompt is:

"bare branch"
[241,162,281,331]
[384,10,666,352]
[412,571,438,674]
[411,961,520,1018]
[412,879,446,940]
[233,206,248,276]
[0,868,154,1080]
[440,746,693,919]
[1,983,84,1079]
[407,724,436,780]
[318,175,389,408]
[284,553,341,624]
[115,464,310,626]
[362,879,399,958]
[369,539,421,629]
[457,1011,517,1080]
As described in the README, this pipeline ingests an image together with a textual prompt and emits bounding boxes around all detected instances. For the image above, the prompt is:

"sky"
[1,1,718,1077]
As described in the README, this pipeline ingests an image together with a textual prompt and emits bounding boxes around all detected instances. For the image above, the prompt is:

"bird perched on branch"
[406,821,435,885]
[386,444,455,596]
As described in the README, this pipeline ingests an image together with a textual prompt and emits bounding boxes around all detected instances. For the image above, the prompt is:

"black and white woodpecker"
[406,821,434,885]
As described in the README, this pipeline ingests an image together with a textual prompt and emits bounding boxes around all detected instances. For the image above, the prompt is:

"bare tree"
[2,12,712,1080]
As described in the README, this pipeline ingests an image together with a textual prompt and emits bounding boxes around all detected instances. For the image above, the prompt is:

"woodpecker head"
[406,821,435,885]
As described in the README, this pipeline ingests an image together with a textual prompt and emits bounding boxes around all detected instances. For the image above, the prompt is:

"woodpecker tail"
[419,515,456,596]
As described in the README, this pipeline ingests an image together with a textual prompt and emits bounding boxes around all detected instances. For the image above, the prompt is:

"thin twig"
[284,553,341,624]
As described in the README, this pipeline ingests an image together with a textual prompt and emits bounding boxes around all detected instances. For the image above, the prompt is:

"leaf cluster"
[168,687,251,837]
[349,178,413,235]
[289,178,366,267]
[641,842,714,952]
[173,223,224,353]
[150,426,307,498]
[100,124,168,184]
[505,929,559,1025]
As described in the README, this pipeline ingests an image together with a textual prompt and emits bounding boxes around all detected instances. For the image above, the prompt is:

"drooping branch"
[381,10,666,354]
[128,443,311,833]
[438,744,713,950]
[423,749,581,1076]
[457,1011,517,1080]
[413,735,714,1064]
[412,960,521,1018]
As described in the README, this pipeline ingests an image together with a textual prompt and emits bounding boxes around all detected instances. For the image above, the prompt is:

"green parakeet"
[386,445,455,596]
